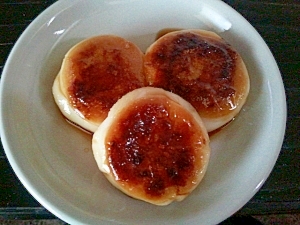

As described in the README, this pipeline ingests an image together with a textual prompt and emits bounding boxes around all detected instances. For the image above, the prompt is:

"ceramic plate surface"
[0,0,286,224]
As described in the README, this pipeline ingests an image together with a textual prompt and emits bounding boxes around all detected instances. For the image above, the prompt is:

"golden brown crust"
[59,35,145,128]
[144,29,250,132]
[92,87,210,205]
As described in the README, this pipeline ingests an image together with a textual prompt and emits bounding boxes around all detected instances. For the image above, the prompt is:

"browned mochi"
[92,87,210,205]
[144,29,250,132]
[55,35,145,132]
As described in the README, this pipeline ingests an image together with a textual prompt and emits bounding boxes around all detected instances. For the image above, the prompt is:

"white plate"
[0,0,286,224]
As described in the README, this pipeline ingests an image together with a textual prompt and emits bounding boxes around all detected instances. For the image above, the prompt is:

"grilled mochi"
[52,35,145,133]
[144,29,250,132]
[92,87,210,206]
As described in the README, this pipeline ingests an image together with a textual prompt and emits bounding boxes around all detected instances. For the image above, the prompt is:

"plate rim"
[0,0,287,224]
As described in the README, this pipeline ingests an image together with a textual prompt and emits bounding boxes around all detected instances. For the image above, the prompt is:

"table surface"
[0,0,299,222]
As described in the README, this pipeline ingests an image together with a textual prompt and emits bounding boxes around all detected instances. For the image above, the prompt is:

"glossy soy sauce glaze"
[67,37,144,123]
[105,97,205,197]
[146,31,238,117]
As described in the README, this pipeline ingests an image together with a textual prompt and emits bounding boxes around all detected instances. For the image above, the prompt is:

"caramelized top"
[145,31,244,117]
[105,96,205,198]
[63,36,144,123]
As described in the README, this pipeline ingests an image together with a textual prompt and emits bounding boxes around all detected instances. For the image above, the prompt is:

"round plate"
[0,0,286,224]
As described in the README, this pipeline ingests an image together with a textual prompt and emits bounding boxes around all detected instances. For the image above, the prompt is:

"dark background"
[0,0,299,222]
